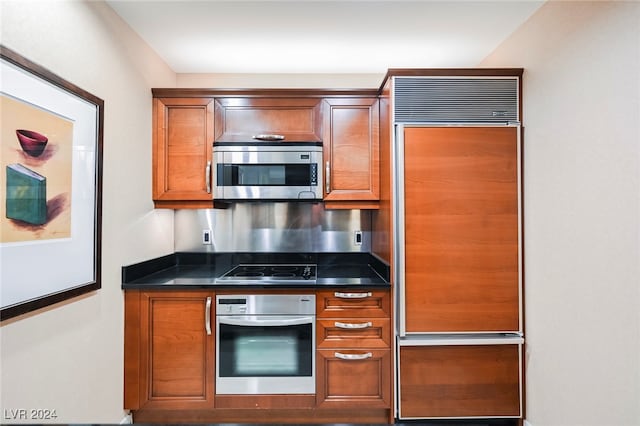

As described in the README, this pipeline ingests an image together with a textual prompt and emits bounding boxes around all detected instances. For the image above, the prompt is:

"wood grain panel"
[403,126,520,333]
[323,98,380,202]
[372,80,393,262]
[316,289,390,318]
[214,98,322,142]
[149,298,206,398]
[316,349,391,408]
[124,291,141,410]
[153,98,214,202]
[138,291,215,410]
[132,407,390,424]
[215,394,315,409]
[399,345,520,418]
[316,318,390,349]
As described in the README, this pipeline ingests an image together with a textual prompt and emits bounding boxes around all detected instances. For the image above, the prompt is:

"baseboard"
[120,413,132,424]
[524,420,533,426]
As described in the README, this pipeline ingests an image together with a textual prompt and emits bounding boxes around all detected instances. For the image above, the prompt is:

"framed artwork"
[0,45,104,321]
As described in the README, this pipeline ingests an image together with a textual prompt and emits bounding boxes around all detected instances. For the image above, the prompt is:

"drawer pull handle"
[334,292,372,299]
[205,160,212,193]
[325,161,331,194]
[335,321,372,329]
[335,352,372,360]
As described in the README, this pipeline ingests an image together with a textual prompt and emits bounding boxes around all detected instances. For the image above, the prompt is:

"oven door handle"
[218,316,314,327]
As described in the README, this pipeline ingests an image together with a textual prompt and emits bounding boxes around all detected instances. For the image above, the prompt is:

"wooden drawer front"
[317,319,390,348]
[399,345,521,419]
[316,290,390,318]
[316,349,391,408]
[214,98,322,142]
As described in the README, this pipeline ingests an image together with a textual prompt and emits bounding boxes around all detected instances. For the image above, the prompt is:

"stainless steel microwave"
[213,142,323,201]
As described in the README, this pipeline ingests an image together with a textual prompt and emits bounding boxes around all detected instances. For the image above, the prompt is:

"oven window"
[218,164,311,186]
[218,323,313,377]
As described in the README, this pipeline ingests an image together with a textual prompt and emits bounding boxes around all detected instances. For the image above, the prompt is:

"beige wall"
[177,72,383,89]
[481,1,640,425]
[0,1,176,423]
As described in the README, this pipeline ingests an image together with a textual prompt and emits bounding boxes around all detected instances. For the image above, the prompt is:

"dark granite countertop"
[122,252,390,289]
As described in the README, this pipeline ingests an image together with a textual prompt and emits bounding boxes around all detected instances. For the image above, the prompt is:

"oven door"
[216,315,315,394]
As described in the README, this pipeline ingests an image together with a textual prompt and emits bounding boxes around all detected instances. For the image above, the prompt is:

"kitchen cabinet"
[398,343,521,418]
[322,98,380,209]
[153,97,214,208]
[124,290,215,411]
[315,289,391,409]
[214,97,322,142]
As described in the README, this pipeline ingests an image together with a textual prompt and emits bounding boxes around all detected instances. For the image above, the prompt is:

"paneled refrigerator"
[392,105,524,418]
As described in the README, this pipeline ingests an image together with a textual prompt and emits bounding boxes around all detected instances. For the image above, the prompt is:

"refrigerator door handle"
[394,124,407,337]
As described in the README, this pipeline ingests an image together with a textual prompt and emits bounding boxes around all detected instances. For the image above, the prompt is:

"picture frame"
[0,45,104,321]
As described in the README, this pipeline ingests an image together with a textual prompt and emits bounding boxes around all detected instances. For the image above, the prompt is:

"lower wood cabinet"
[316,349,391,408]
[398,344,521,419]
[124,290,215,410]
[124,288,393,422]
[316,289,392,410]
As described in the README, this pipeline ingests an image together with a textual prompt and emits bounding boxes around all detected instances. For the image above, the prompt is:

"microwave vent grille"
[394,77,519,123]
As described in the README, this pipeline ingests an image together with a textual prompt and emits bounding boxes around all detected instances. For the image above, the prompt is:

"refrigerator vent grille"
[394,77,519,123]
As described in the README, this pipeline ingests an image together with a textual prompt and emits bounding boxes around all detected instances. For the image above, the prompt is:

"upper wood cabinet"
[322,98,380,208]
[214,98,322,142]
[153,97,214,208]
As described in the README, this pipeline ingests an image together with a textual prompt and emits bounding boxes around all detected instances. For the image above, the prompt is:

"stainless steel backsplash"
[174,203,372,252]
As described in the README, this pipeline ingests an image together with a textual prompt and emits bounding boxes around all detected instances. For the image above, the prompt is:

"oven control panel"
[216,294,315,315]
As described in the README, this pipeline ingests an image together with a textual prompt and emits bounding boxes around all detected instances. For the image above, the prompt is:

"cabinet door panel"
[323,98,379,202]
[138,291,215,409]
[316,349,390,408]
[399,345,521,418]
[214,98,322,142]
[316,289,390,318]
[317,318,390,348]
[153,98,214,205]
[403,126,520,333]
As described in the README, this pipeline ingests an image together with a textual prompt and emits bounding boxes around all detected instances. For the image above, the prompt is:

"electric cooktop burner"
[218,264,317,284]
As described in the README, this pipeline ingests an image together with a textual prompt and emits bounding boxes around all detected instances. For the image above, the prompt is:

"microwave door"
[214,150,321,200]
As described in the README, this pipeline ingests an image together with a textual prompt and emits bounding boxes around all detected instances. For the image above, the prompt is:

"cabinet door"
[214,98,322,142]
[402,126,520,333]
[323,98,379,204]
[316,349,391,408]
[124,291,215,410]
[153,97,214,207]
[398,345,521,419]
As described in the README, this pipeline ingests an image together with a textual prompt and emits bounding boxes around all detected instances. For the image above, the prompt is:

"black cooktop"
[217,264,317,283]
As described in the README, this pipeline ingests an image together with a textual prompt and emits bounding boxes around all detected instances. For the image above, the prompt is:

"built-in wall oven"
[215,294,316,395]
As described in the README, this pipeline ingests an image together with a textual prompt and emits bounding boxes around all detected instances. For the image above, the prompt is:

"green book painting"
[6,163,47,225]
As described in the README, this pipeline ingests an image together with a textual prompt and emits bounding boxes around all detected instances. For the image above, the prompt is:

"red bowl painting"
[16,129,48,157]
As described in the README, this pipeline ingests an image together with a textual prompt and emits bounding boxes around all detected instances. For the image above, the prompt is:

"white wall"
[481,2,640,425]
[0,1,176,423]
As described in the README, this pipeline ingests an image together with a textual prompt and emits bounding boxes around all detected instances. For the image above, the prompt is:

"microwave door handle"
[218,316,314,327]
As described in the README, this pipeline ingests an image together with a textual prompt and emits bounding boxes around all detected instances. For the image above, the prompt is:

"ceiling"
[106,0,544,75]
